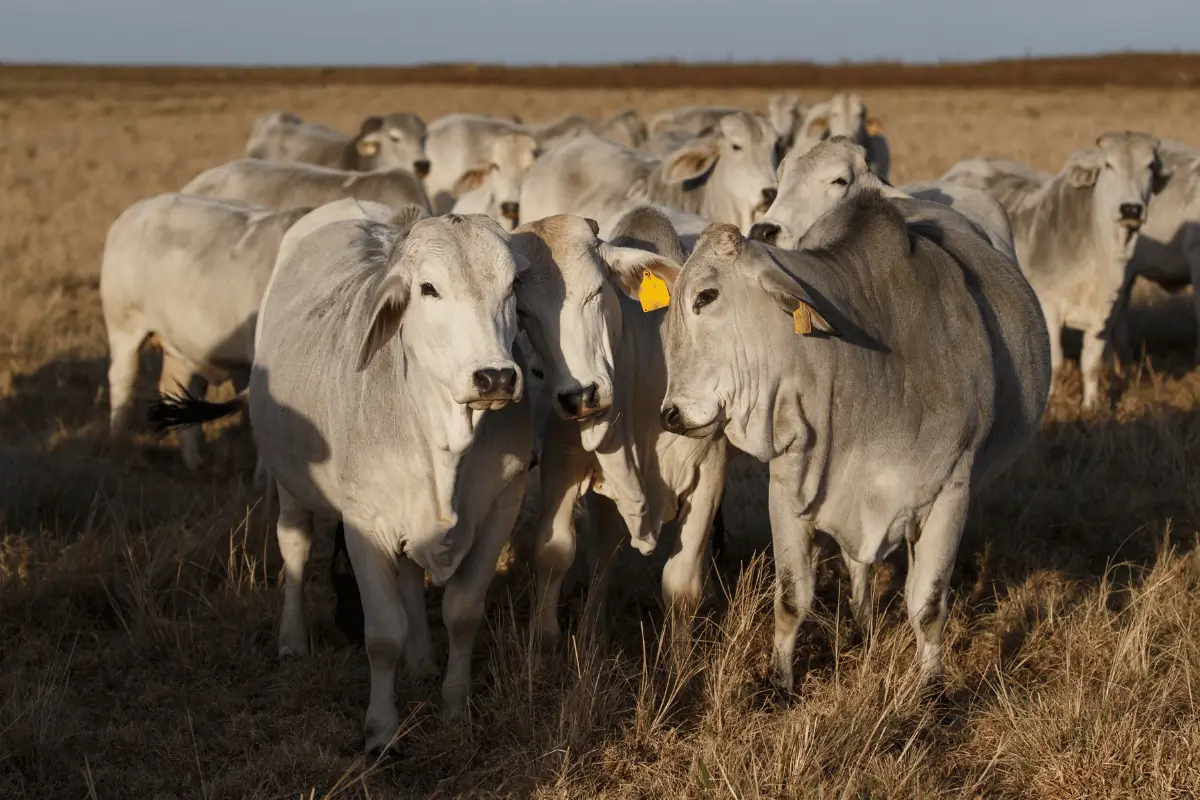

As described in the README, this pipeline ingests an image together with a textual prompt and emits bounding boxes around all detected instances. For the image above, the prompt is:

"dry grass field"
[4,62,1200,798]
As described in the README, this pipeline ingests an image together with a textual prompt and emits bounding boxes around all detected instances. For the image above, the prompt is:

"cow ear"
[359,116,384,135]
[754,256,840,337]
[389,203,429,236]
[1068,162,1100,189]
[599,243,682,303]
[355,137,380,158]
[804,115,829,139]
[358,274,409,371]
[662,138,720,184]
[452,162,493,195]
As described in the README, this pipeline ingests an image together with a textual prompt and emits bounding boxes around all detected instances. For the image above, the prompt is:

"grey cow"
[943,132,1169,409]
[529,206,727,644]
[749,137,1017,265]
[519,112,780,236]
[182,158,430,214]
[245,111,430,177]
[657,189,1050,690]
[102,193,312,469]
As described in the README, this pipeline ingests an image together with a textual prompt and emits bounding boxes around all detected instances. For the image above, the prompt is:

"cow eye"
[832,176,849,186]
[420,283,440,298]
[693,288,719,313]
[730,143,743,152]
[490,163,500,172]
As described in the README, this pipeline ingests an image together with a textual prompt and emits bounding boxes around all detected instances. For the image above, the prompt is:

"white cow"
[529,206,726,643]
[943,132,1170,409]
[245,111,430,177]
[151,208,673,754]
[102,194,312,468]
[449,131,541,230]
[1117,141,1199,358]
[182,158,430,213]
[658,191,1050,690]
[519,111,781,236]
[793,93,890,182]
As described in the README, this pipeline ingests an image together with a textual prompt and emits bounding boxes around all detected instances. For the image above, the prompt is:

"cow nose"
[413,159,431,177]
[1119,202,1144,221]
[748,222,781,245]
[661,405,685,434]
[556,384,600,419]
[500,201,520,222]
[474,367,516,397]
[761,187,778,205]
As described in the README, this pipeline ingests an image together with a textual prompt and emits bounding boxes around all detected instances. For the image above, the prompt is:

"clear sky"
[0,0,1195,65]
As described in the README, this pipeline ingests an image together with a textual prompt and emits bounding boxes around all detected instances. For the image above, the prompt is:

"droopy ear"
[599,242,682,299]
[662,138,720,184]
[357,273,410,371]
[753,254,841,337]
[451,162,493,195]
[389,203,429,237]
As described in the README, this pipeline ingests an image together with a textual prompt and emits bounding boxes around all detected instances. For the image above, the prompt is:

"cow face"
[357,213,523,410]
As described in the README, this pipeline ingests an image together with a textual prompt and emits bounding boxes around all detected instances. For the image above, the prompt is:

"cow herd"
[96,91,1200,755]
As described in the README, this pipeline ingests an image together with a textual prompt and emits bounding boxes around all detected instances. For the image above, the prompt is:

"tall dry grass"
[3,73,1200,798]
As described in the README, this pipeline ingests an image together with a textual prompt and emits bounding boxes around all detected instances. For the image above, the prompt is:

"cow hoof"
[441,685,469,721]
[364,721,400,759]
[277,631,310,659]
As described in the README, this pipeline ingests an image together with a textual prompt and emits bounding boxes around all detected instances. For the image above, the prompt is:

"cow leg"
[841,550,873,636]
[275,486,314,658]
[340,518,407,755]
[768,486,818,696]
[580,493,626,638]
[159,352,208,470]
[106,325,146,437]
[905,478,970,684]
[1079,324,1106,412]
[441,480,523,719]
[531,424,589,642]
[1111,267,1138,366]
[660,447,727,628]
[1044,308,1063,384]
[396,558,436,680]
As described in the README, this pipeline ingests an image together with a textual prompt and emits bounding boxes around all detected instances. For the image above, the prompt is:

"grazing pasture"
[3,62,1200,798]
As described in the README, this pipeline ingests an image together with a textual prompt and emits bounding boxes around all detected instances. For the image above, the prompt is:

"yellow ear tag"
[639,269,670,312]
[866,119,883,137]
[793,304,813,335]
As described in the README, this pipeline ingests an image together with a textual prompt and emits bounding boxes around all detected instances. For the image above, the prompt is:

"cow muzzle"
[466,366,521,410]
[748,221,781,245]
[555,383,608,420]
[1118,202,1145,229]
[413,159,431,179]
[660,403,723,438]
[500,202,520,224]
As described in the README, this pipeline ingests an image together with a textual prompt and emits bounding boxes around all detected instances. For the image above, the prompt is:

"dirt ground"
[3,67,1200,798]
